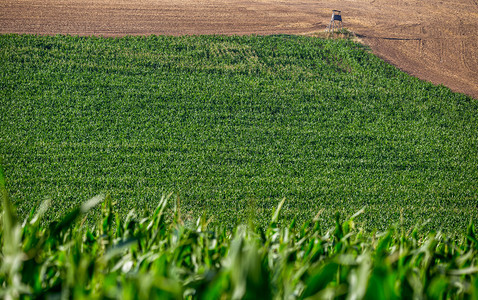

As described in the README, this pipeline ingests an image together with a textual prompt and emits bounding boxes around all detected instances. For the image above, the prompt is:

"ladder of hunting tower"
[327,10,342,32]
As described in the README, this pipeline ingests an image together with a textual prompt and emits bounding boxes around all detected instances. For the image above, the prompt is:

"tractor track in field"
[0,0,477,98]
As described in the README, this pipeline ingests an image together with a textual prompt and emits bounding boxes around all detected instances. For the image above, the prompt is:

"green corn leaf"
[271,197,286,227]
[0,162,5,190]
[302,262,339,298]
[104,238,138,262]
[51,194,104,236]
[447,267,478,276]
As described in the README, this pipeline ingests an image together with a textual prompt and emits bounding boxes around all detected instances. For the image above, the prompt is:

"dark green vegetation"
[1,170,478,299]
[1,34,477,233]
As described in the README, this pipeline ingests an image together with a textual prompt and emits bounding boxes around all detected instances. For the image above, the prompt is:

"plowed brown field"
[1,0,477,98]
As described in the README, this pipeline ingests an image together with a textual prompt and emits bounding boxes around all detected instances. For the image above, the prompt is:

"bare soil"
[1,0,477,98]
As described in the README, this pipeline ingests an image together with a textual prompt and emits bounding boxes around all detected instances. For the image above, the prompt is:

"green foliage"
[1,190,478,299]
[1,34,477,233]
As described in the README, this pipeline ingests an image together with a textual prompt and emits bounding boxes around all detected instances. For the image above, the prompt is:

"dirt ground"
[1,0,477,99]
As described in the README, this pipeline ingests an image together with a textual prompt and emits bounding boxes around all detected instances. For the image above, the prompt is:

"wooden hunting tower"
[327,10,343,32]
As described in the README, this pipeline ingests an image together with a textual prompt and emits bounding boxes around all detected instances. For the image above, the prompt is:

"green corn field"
[1,34,478,298]
[1,34,477,234]
[1,166,478,299]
